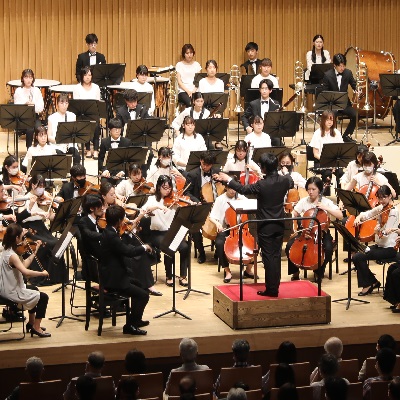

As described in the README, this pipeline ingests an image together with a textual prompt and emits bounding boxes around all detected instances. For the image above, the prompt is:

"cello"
[288,184,330,270]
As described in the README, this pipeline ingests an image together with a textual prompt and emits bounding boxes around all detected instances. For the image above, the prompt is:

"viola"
[288,184,330,270]
[132,178,154,195]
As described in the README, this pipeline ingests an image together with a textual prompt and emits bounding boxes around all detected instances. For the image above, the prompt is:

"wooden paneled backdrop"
[0,0,399,107]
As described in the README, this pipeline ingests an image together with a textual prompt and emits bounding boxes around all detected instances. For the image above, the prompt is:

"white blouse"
[251,74,279,89]
[172,134,207,169]
[13,86,44,114]
[22,143,57,168]
[176,61,202,93]
[171,107,210,131]
[73,83,101,100]
[142,195,175,231]
[198,78,225,93]
[309,128,343,158]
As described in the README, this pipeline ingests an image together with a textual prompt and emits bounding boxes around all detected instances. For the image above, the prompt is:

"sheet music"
[55,232,74,259]
[228,199,258,213]
[169,226,189,252]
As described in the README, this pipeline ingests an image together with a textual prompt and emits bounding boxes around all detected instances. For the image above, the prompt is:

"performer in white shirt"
[130,65,155,116]
[223,140,262,176]
[305,34,331,81]
[198,60,225,93]
[251,58,279,89]
[22,127,56,169]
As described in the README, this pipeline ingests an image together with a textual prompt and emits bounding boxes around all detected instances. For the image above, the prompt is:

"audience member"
[116,376,139,400]
[324,376,348,400]
[179,375,196,395]
[389,377,400,400]
[277,383,299,400]
[310,337,343,383]
[227,387,247,400]
[75,375,97,400]
[274,363,295,388]
[124,349,147,374]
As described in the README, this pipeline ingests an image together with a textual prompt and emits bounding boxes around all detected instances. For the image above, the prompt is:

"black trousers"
[215,231,230,268]
[55,148,81,165]
[178,92,191,108]
[334,104,357,137]
[258,225,284,296]
[29,291,49,319]
[113,282,149,326]
[393,100,400,134]
[384,262,400,305]
[192,231,205,256]
[85,123,101,151]
[22,116,42,149]
[286,230,334,278]
[352,245,397,288]
[149,230,189,278]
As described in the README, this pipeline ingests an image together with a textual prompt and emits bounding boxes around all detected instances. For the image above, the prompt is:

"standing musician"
[22,126,57,172]
[285,176,342,281]
[305,35,331,81]
[184,151,219,264]
[172,116,207,170]
[47,93,81,165]
[1,155,28,195]
[278,151,306,189]
[242,79,281,146]
[0,224,50,337]
[171,92,211,137]
[321,53,357,143]
[75,33,106,82]
[352,185,399,296]
[223,140,262,176]
[198,60,225,93]
[340,144,368,188]
[208,180,251,283]
[214,153,293,297]
[176,43,202,108]
[130,65,155,116]
[98,118,132,183]
[56,164,88,201]
[383,234,400,312]
[13,69,44,149]
[345,152,396,198]
[251,58,279,89]
[241,42,262,75]
[99,205,152,336]
[393,94,400,140]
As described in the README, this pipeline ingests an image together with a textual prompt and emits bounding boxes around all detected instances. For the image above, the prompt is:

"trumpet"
[356,61,372,111]
[294,61,306,113]
[228,65,244,113]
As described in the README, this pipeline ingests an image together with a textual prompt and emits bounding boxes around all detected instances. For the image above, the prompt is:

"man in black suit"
[321,53,357,143]
[240,42,262,75]
[75,33,106,82]
[184,151,219,263]
[98,118,132,182]
[393,98,400,139]
[214,153,293,297]
[100,205,152,335]
[242,79,281,146]
[56,164,87,201]
[116,89,150,130]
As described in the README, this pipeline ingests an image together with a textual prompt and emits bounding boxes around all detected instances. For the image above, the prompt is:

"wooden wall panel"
[0,0,399,107]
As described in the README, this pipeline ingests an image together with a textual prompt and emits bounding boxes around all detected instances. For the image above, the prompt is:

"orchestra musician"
[56,164,88,201]
[393,95,400,139]
[198,60,225,93]
[383,233,400,312]
[305,35,331,81]
[75,33,106,82]
[208,179,251,283]
[172,116,207,170]
[251,58,279,89]
[345,151,396,198]
[214,153,293,297]
[22,126,56,171]
[13,68,44,150]
[176,43,202,107]
[100,182,124,208]
[223,140,262,176]
[244,115,272,150]
[1,155,28,194]
[73,66,101,160]
[352,185,399,296]
[129,65,155,116]
[99,205,152,336]
[47,93,81,165]
[171,92,211,137]
[241,42,262,75]
[285,176,342,281]
[0,224,50,337]
[339,144,368,188]
[278,151,306,189]
[321,53,357,143]
[242,79,281,146]
[98,118,132,184]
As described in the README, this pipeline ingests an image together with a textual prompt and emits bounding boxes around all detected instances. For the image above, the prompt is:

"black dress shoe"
[26,323,46,333]
[197,253,206,264]
[166,280,173,287]
[179,278,188,287]
[242,270,254,279]
[358,285,374,296]
[257,290,278,297]
[223,275,232,283]
[392,308,400,313]
[148,289,163,296]
[30,327,51,338]
[123,325,147,335]
[136,320,150,327]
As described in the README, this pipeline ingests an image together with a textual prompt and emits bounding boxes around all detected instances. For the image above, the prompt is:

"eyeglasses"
[161,185,172,190]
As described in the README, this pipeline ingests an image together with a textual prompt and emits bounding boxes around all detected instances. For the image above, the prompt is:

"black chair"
[0,296,25,342]
[84,255,130,336]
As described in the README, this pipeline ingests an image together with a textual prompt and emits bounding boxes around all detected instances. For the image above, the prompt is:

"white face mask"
[34,187,45,196]
[363,166,374,174]
[160,158,171,167]
[8,167,19,176]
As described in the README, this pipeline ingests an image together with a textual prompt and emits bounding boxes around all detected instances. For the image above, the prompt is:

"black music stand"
[380,74,400,144]
[56,121,96,167]
[155,219,191,320]
[202,93,229,113]
[31,155,71,187]
[104,146,148,178]
[252,146,288,164]
[194,73,230,89]
[309,63,334,84]
[195,118,229,148]
[240,75,256,98]
[263,111,298,145]
[332,221,369,310]
[315,91,348,111]
[125,118,165,147]
[185,150,228,173]
[0,104,35,159]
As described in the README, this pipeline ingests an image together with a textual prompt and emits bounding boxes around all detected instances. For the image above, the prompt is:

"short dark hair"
[116,377,139,400]
[319,354,339,378]
[324,376,348,400]
[100,181,114,197]
[205,59,218,70]
[85,33,98,44]
[181,44,195,58]
[376,348,397,375]
[200,151,215,165]
[260,58,273,67]
[82,194,104,215]
[109,118,123,130]
[378,334,397,350]
[377,185,392,199]
[136,64,149,76]
[79,66,92,82]
[28,174,45,191]
[259,79,274,90]
[306,176,324,193]
[123,89,138,102]
[362,152,379,168]
[70,164,86,178]
[76,375,97,400]
[128,163,142,176]
[276,341,297,364]
[232,339,250,362]
[87,351,105,370]
[333,53,347,66]
[191,92,205,103]
[260,153,278,175]
[105,205,125,226]
[245,42,258,52]
[125,349,146,374]
[56,93,69,104]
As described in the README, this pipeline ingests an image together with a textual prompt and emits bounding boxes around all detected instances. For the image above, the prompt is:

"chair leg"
[98,293,104,336]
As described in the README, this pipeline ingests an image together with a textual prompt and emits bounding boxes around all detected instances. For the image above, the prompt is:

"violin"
[163,193,192,208]
[78,182,100,196]
[288,184,330,270]
[16,237,39,256]
[132,178,154,195]
[0,195,30,210]
[9,171,29,188]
